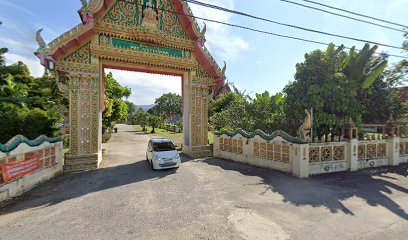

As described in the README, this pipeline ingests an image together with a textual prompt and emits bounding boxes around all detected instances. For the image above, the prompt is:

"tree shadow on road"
[0,159,177,216]
[203,158,408,220]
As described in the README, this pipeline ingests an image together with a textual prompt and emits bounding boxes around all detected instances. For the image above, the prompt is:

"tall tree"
[102,72,131,135]
[248,91,288,133]
[210,93,253,132]
[151,93,182,120]
[125,100,137,116]
[285,43,389,140]
[0,61,63,142]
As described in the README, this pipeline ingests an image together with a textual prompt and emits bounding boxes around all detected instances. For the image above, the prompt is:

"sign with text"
[1,155,42,183]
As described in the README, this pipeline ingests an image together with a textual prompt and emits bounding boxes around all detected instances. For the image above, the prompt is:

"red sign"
[1,155,42,183]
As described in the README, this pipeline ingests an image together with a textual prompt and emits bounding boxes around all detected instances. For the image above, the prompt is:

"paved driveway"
[0,124,407,240]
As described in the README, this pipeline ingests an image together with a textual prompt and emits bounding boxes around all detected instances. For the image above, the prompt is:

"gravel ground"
[0,124,407,240]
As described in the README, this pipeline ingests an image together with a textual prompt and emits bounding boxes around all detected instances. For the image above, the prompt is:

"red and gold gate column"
[56,63,102,172]
[182,71,215,158]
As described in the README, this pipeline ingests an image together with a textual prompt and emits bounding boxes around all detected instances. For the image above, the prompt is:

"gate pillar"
[183,74,213,158]
[57,69,102,172]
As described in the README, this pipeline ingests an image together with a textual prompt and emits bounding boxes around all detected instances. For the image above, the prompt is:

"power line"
[300,0,408,29]
[184,0,405,50]
[116,0,408,59]
[280,0,406,33]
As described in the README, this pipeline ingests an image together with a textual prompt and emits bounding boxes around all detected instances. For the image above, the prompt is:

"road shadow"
[124,131,146,135]
[0,159,177,216]
[203,158,408,220]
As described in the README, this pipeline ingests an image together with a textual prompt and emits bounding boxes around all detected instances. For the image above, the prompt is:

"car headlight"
[175,154,180,159]
[154,156,161,161]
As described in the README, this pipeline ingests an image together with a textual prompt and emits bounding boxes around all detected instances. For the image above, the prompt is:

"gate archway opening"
[35,0,226,171]
[103,64,186,147]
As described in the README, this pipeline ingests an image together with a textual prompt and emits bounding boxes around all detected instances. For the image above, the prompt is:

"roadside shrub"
[0,103,60,143]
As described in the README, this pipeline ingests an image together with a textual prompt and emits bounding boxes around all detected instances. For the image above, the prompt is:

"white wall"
[214,134,292,174]
[0,141,63,203]
[214,133,408,179]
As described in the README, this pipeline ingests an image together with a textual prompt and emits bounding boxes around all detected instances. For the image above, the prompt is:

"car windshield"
[153,141,176,152]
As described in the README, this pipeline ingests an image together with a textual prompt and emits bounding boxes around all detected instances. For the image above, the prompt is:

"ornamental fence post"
[388,137,400,166]
[348,139,359,171]
[292,143,309,178]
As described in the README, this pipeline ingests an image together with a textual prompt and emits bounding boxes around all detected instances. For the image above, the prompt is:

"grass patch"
[132,125,214,147]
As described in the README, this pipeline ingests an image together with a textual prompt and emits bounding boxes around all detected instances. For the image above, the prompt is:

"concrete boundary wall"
[213,133,293,174]
[214,132,407,178]
[0,140,63,203]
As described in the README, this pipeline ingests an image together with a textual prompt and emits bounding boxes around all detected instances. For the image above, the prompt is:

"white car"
[146,138,181,170]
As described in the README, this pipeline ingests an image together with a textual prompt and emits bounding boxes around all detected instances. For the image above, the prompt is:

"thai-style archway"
[35,0,226,171]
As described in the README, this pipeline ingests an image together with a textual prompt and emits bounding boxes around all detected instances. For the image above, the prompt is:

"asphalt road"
[0,124,407,240]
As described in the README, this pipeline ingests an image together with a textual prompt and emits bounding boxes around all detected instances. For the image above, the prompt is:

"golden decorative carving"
[238,140,243,154]
[254,142,259,157]
[377,143,387,158]
[232,139,238,153]
[260,143,266,158]
[267,143,274,159]
[219,138,224,151]
[309,147,319,163]
[367,144,377,159]
[333,146,345,161]
[274,144,281,161]
[358,145,366,160]
[321,146,332,162]
[282,145,290,162]
[36,0,222,168]
[191,85,209,146]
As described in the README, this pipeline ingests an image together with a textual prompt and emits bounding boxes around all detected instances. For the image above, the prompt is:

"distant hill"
[136,104,155,112]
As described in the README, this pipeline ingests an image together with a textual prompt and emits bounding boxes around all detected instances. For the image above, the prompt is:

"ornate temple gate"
[35,0,226,171]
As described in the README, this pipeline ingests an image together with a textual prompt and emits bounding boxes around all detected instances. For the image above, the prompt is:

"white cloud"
[5,53,44,77]
[107,69,182,105]
[0,0,38,17]
[189,0,249,61]
[0,36,36,54]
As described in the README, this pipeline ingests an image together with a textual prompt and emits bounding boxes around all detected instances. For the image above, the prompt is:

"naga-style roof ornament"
[201,22,207,36]
[197,22,207,46]
[81,0,88,8]
[221,61,227,76]
[35,29,47,50]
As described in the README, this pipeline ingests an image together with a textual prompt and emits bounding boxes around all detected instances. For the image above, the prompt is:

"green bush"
[0,103,60,143]
[102,127,112,143]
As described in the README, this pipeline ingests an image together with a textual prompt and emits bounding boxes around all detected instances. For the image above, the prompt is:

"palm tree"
[139,112,149,132]
[341,44,388,89]
[324,43,388,90]
[148,115,163,133]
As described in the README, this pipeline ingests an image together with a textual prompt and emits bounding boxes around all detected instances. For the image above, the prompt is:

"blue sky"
[0,0,407,105]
